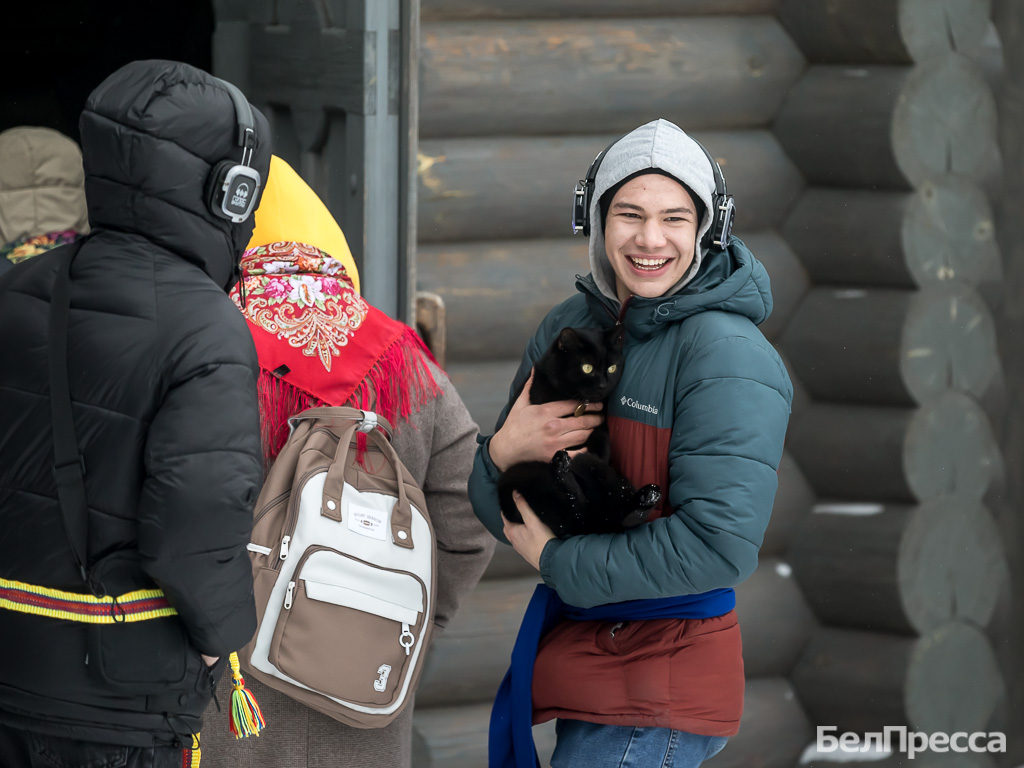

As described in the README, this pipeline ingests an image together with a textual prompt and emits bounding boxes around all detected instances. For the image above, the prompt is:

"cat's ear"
[607,324,626,351]
[558,327,582,351]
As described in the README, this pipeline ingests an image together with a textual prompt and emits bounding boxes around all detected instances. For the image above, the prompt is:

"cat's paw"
[551,449,572,477]
[637,484,662,509]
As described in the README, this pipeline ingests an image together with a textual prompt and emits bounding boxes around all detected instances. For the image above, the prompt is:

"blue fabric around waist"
[488,583,736,768]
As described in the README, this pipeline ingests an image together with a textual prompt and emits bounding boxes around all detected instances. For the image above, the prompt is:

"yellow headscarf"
[246,155,360,293]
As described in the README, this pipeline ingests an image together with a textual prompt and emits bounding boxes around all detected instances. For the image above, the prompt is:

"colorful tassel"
[228,652,265,738]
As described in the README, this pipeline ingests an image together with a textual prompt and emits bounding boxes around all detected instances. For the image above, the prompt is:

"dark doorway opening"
[3,0,214,143]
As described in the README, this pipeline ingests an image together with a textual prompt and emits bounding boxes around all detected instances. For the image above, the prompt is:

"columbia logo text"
[620,396,659,415]
[815,726,1006,760]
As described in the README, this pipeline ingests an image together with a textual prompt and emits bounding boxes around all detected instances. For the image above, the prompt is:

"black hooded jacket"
[0,61,271,746]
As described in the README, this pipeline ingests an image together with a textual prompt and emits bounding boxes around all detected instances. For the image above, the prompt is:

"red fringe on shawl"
[256,326,441,472]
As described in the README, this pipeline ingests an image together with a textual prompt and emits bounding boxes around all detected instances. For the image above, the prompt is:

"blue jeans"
[550,720,728,768]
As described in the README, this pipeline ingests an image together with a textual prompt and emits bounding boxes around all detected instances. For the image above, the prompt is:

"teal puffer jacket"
[468,237,793,608]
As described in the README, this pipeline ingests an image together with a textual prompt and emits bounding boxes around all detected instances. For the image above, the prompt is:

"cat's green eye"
[582,363,594,374]
[607,365,617,373]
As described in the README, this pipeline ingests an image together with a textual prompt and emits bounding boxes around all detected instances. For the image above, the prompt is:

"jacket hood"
[0,127,90,243]
[247,155,360,293]
[79,60,271,291]
[589,118,718,303]
[580,236,773,339]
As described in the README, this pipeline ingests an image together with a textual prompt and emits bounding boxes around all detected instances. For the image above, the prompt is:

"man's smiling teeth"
[629,256,669,271]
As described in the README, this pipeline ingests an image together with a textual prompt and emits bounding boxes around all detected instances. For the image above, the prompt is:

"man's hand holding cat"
[488,370,604,472]
[502,492,556,570]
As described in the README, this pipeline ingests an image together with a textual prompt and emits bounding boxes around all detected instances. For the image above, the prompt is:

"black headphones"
[571,134,735,250]
[204,77,261,224]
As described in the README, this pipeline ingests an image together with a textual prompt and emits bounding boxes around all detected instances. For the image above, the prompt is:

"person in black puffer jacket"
[0,60,271,766]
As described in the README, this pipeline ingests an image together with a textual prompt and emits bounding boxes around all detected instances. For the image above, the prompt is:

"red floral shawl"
[229,242,440,465]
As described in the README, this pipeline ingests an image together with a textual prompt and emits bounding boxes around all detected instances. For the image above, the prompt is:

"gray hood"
[588,118,717,302]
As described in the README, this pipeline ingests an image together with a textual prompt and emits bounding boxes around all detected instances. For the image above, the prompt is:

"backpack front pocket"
[267,547,426,707]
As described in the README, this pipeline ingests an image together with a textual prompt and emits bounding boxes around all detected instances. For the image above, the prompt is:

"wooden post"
[420,18,804,137]
[780,283,1000,405]
[787,497,1008,634]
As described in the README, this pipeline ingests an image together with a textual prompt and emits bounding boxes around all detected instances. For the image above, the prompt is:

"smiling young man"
[469,119,793,768]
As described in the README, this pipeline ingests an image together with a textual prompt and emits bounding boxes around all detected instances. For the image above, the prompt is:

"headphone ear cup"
[205,160,236,219]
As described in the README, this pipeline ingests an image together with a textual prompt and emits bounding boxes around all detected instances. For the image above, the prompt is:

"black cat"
[498,325,662,538]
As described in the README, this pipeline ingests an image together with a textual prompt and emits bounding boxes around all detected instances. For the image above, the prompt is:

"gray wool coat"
[200,362,495,767]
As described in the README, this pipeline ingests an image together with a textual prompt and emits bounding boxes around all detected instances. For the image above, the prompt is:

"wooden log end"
[899,496,1009,633]
[901,282,999,403]
[893,55,998,187]
[905,390,1000,501]
[903,176,1001,287]
[906,621,1005,733]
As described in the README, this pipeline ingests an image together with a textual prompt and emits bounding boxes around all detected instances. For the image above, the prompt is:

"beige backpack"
[239,407,436,728]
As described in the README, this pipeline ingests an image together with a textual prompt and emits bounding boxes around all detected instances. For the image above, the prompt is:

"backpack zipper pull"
[399,623,415,656]
[284,581,295,610]
[279,535,291,560]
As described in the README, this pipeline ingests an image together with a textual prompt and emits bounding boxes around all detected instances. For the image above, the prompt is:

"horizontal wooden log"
[779,350,811,420]
[417,131,804,243]
[787,497,1008,634]
[418,577,538,707]
[415,679,810,768]
[774,60,998,188]
[761,451,816,557]
[422,0,780,21]
[412,703,556,767]
[736,558,816,678]
[418,232,806,362]
[791,622,1004,734]
[446,358,519,433]
[484,541,537,580]
[781,181,1001,289]
[418,239,588,363]
[780,283,999,405]
[745,231,809,342]
[778,0,993,64]
[787,393,1000,502]
[420,18,805,138]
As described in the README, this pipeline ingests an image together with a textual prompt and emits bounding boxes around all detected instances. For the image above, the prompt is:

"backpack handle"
[295,408,414,549]
[288,407,393,440]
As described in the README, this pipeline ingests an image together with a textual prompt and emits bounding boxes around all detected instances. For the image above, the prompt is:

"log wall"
[413,5,815,767]
[776,0,1012,754]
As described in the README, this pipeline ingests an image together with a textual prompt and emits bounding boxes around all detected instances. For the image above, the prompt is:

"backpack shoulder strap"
[47,239,101,594]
